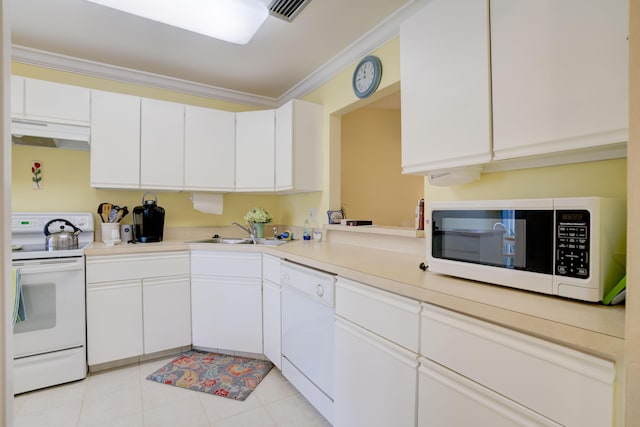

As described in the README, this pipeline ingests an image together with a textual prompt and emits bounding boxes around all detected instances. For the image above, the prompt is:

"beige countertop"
[85,237,626,361]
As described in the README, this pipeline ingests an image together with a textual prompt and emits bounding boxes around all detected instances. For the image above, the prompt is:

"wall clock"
[352,55,382,99]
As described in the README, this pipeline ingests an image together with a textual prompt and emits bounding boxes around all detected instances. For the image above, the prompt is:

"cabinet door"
[235,109,275,191]
[86,280,143,366]
[140,98,185,190]
[90,90,141,189]
[491,0,628,160]
[191,276,263,353]
[23,78,90,124]
[11,75,24,116]
[143,276,191,354]
[400,0,491,173]
[184,105,235,192]
[262,279,281,369]
[334,318,418,427]
[275,100,323,193]
[275,101,294,191]
[418,358,561,427]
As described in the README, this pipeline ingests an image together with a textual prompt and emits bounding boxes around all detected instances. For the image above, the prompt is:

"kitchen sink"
[189,237,289,246]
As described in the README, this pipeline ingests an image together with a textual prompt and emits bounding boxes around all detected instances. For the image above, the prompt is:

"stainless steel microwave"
[427,197,626,302]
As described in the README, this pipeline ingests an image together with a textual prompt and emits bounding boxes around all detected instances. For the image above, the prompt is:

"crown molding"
[12,0,429,108]
[11,45,279,108]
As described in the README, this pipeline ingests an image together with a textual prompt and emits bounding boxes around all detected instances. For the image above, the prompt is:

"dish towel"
[12,268,26,325]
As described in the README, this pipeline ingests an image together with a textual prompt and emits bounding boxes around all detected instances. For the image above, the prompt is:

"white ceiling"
[10,0,421,106]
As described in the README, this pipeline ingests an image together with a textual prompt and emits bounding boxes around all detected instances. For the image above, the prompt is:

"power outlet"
[309,208,317,220]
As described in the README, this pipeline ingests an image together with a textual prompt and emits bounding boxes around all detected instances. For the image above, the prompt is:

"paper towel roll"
[190,192,224,214]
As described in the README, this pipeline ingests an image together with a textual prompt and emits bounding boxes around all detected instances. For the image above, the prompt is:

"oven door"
[12,257,86,358]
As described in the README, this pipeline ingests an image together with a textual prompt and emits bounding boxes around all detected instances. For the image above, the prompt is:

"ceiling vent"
[269,0,311,22]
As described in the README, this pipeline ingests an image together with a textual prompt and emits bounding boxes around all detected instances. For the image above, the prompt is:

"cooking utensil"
[118,206,129,222]
[109,205,119,223]
[97,203,106,222]
[97,203,112,223]
[43,218,82,249]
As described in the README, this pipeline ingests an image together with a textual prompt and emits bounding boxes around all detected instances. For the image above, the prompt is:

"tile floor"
[13,355,332,427]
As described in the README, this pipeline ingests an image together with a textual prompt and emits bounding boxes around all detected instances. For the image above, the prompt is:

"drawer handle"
[316,284,324,297]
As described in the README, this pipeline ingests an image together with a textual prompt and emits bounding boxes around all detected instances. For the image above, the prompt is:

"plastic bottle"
[415,199,425,230]
[303,218,311,240]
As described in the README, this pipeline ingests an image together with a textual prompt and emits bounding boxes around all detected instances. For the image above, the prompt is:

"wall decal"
[32,161,42,190]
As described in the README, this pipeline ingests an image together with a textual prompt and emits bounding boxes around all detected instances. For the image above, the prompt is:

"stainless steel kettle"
[43,218,82,249]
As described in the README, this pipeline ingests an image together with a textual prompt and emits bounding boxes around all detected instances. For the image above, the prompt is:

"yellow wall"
[11,144,281,227]
[424,158,627,204]
[288,38,404,223]
[341,107,423,226]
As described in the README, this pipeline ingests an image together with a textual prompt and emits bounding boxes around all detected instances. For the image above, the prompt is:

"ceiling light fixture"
[87,0,269,45]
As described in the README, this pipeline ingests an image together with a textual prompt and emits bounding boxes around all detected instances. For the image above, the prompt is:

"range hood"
[11,119,90,151]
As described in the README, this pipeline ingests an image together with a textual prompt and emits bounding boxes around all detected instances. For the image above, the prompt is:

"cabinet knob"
[316,284,324,297]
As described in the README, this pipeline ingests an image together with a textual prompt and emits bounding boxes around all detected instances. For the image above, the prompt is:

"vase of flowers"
[244,207,273,238]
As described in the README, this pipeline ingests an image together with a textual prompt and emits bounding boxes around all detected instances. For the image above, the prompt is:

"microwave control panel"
[555,210,590,279]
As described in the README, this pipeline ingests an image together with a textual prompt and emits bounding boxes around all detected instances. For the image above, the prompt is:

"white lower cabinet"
[334,277,420,427]
[142,276,192,354]
[420,303,615,427]
[86,279,143,366]
[335,319,418,427]
[86,252,190,366]
[191,251,263,354]
[262,254,282,368]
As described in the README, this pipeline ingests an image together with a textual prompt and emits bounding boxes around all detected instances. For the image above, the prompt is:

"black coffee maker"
[133,192,165,243]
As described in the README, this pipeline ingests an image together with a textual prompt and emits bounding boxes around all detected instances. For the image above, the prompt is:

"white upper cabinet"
[140,98,185,190]
[11,76,24,116]
[491,0,629,161]
[184,105,236,192]
[20,78,90,124]
[90,90,141,189]
[275,99,323,193]
[400,0,491,174]
[235,109,275,192]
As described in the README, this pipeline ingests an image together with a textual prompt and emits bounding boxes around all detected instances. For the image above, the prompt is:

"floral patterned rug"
[146,350,273,400]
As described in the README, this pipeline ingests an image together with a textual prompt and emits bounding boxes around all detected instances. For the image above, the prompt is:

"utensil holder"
[101,223,121,245]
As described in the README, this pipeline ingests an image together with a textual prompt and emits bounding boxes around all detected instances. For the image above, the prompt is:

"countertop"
[86,237,626,361]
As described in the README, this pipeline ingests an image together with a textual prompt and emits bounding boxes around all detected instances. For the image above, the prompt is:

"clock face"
[352,56,382,99]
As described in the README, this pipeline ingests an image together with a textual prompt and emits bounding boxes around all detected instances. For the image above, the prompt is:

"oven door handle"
[12,262,83,275]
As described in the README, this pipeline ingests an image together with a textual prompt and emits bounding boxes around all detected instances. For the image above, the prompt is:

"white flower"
[244,207,273,224]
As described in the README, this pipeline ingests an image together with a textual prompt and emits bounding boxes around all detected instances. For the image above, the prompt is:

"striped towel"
[12,268,26,325]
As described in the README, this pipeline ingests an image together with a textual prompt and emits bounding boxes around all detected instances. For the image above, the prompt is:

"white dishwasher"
[281,260,335,424]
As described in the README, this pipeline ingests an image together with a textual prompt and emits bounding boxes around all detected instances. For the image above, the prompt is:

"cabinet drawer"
[421,304,614,427]
[191,251,261,278]
[86,251,189,283]
[336,277,420,352]
[262,254,281,284]
[418,357,560,426]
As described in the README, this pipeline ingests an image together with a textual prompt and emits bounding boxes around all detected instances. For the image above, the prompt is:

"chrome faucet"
[232,221,256,243]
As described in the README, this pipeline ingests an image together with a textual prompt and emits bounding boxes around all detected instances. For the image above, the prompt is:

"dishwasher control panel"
[281,261,335,307]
